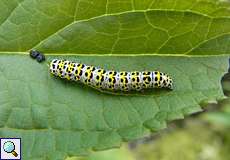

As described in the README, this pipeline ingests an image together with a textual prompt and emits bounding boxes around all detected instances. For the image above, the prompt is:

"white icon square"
[0,138,21,160]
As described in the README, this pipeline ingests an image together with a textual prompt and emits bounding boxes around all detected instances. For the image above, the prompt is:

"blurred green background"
[66,70,230,160]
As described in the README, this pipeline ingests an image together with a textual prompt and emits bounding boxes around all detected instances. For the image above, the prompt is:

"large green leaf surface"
[0,0,229,159]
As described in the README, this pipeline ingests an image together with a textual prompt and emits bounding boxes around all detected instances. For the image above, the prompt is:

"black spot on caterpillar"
[29,50,45,63]
[49,59,173,92]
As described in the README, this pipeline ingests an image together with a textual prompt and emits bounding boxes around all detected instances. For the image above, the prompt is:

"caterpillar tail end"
[168,83,173,90]
[166,75,173,90]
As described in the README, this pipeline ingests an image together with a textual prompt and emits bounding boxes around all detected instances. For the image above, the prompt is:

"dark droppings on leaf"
[29,49,46,63]
[29,50,39,59]
[36,53,46,62]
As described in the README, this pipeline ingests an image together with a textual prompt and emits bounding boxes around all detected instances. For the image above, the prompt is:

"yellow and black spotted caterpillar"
[49,59,173,92]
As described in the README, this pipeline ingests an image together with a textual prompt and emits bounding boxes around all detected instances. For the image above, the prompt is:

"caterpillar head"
[166,75,173,90]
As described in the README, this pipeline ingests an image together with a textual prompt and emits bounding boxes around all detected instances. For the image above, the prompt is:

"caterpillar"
[49,59,173,92]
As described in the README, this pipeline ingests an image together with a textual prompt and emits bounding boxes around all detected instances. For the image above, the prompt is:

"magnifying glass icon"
[3,141,18,157]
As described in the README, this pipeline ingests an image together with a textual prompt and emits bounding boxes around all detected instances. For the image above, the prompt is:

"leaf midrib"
[0,52,230,57]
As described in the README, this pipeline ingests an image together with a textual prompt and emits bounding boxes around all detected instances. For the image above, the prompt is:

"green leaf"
[0,0,230,54]
[0,55,227,159]
[0,0,229,159]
